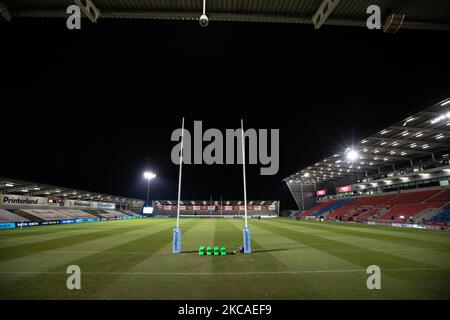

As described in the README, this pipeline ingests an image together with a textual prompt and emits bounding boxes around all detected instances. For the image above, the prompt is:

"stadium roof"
[1,0,449,31]
[285,97,450,184]
[0,177,144,205]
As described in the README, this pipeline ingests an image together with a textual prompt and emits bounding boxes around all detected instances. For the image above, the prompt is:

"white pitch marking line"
[0,267,447,276]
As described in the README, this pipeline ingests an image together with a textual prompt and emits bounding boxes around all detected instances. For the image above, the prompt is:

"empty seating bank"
[299,188,450,224]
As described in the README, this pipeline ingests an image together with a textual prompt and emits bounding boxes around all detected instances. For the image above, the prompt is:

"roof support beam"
[368,136,447,147]
[0,2,11,22]
[388,125,450,136]
[312,0,340,29]
[73,0,100,23]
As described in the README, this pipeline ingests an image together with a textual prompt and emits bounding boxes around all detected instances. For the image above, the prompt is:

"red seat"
[425,189,450,203]
[377,203,442,220]
[385,190,441,205]
[301,201,334,217]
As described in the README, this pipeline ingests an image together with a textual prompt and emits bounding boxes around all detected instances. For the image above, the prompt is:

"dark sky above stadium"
[2,19,450,210]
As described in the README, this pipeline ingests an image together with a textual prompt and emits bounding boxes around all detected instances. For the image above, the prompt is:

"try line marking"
[0,267,447,276]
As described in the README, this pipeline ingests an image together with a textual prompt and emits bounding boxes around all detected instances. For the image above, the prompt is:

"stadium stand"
[0,209,29,223]
[86,210,130,219]
[57,210,97,219]
[350,194,398,206]
[430,203,450,222]
[20,209,73,221]
[306,199,352,217]
[426,189,450,203]
[301,187,450,223]
[377,203,442,221]
[384,190,441,204]
[300,200,334,217]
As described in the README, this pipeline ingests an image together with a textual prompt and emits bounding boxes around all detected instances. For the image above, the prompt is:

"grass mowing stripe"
[276,218,450,240]
[255,220,435,270]
[274,219,450,253]
[255,220,450,298]
[0,225,96,240]
[0,219,199,299]
[0,221,162,262]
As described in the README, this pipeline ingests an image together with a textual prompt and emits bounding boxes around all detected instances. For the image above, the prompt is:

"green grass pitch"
[0,218,449,299]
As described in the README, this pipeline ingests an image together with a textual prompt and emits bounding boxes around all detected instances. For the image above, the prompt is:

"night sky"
[1,18,450,210]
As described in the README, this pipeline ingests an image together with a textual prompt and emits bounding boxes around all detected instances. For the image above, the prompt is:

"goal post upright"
[241,119,251,254]
[173,117,184,254]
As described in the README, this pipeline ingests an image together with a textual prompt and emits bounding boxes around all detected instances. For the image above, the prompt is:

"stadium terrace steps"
[302,187,450,223]
[57,210,98,219]
[21,209,73,222]
[350,194,398,206]
[425,189,450,203]
[413,207,443,223]
[377,202,443,221]
[301,200,334,217]
[15,209,46,222]
[0,209,30,223]
[310,199,352,217]
[356,207,390,221]
[430,203,450,222]
[384,190,442,205]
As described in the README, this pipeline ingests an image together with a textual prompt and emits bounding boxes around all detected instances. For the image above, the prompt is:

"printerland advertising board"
[0,195,51,206]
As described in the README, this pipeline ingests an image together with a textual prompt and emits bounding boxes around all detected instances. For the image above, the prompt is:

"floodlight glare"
[144,171,156,180]
[346,149,359,162]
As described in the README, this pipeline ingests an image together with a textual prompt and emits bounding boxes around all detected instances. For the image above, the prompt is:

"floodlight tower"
[143,171,156,206]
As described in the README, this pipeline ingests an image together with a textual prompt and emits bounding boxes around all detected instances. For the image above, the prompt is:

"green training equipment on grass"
[198,246,227,256]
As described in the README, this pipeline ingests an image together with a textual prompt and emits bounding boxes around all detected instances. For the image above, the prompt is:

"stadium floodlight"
[346,149,359,162]
[144,171,156,180]
[143,171,156,208]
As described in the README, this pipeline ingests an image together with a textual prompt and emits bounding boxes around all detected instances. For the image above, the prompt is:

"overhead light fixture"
[401,131,409,136]
[392,142,399,146]
[436,134,444,140]
[346,149,359,162]
[441,100,450,106]
[380,130,390,135]
[422,144,429,149]
[403,118,415,126]
[5,183,13,187]
[415,132,423,137]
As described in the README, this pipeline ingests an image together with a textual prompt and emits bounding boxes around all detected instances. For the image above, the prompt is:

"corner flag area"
[1,218,449,300]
